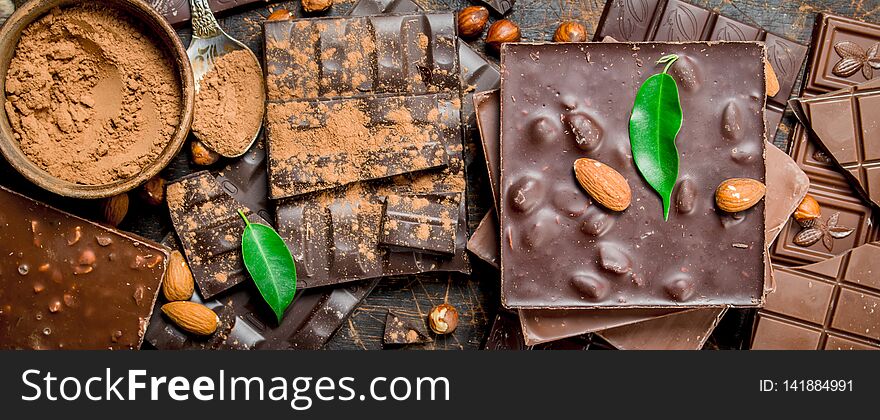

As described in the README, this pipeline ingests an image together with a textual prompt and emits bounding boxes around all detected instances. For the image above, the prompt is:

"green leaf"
[238,210,297,323]
[629,54,684,220]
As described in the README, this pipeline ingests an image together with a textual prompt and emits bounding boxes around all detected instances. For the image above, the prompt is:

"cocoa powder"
[191,50,264,157]
[4,5,182,185]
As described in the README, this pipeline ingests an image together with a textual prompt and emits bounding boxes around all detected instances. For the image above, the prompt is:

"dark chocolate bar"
[166,171,268,299]
[0,186,169,349]
[594,0,808,141]
[148,0,271,26]
[380,193,460,255]
[466,211,500,268]
[215,140,274,224]
[475,1,514,16]
[791,81,880,208]
[752,243,880,350]
[801,13,880,95]
[146,235,379,349]
[597,307,727,350]
[483,312,591,350]
[500,42,766,309]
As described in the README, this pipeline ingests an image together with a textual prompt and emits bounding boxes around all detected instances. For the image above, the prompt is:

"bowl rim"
[0,0,194,199]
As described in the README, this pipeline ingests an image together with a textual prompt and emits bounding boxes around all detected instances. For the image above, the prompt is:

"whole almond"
[765,59,780,97]
[191,140,220,166]
[486,19,521,51]
[101,194,128,227]
[553,21,587,42]
[163,251,195,302]
[161,301,219,336]
[140,176,165,206]
[573,158,632,212]
[793,194,821,225]
[715,178,766,213]
[267,9,291,21]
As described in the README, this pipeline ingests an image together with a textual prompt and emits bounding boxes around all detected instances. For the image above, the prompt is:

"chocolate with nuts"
[500,42,766,309]
[0,186,169,349]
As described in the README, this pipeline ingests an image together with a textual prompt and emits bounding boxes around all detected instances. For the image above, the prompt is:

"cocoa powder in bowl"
[4,4,182,185]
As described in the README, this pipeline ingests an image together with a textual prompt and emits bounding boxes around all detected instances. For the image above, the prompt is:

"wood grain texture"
[2,0,877,350]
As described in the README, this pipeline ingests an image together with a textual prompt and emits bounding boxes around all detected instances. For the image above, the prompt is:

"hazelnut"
[793,194,821,225]
[457,6,489,38]
[553,21,587,42]
[302,0,332,13]
[428,303,459,335]
[140,176,165,206]
[267,9,292,21]
[191,140,220,166]
[101,194,128,227]
[485,19,521,51]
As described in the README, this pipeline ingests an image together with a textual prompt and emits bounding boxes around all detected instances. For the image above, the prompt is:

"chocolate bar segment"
[380,193,460,255]
[793,82,880,208]
[771,125,878,265]
[475,1,514,15]
[595,0,807,140]
[146,235,379,349]
[466,211,500,268]
[147,0,271,26]
[474,89,501,209]
[483,312,590,350]
[597,307,727,350]
[752,243,880,350]
[500,42,766,309]
[166,172,268,299]
[216,141,274,223]
[0,186,168,349]
[802,13,880,95]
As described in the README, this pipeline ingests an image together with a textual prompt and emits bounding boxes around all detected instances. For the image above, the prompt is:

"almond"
[573,158,631,211]
[765,59,780,97]
[267,9,291,21]
[715,178,766,213]
[101,194,128,227]
[191,140,220,166]
[140,176,165,206]
[161,301,218,336]
[163,251,195,302]
[793,194,821,225]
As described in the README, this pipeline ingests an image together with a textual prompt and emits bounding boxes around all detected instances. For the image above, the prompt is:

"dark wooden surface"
[2,0,877,350]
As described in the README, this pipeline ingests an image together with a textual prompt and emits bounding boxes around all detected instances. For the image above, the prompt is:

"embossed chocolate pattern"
[804,13,880,94]
[500,42,766,309]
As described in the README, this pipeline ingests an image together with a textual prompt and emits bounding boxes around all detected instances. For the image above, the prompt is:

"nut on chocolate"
[458,6,489,38]
[486,19,520,50]
[302,0,332,13]
[428,303,459,334]
[163,251,195,302]
[573,158,631,211]
[161,301,219,336]
[793,194,821,224]
[715,178,766,213]
[553,21,587,42]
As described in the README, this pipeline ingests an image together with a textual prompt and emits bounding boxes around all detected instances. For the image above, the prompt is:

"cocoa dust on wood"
[192,50,264,157]
[4,5,182,186]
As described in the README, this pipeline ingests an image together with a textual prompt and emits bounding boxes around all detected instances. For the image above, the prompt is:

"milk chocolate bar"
[500,42,766,309]
[146,235,379,350]
[594,0,808,140]
[0,186,169,349]
[752,243,880,350]
[166,172,268,299]
[791,81,880,208]
[148,0,272,26]
[264,13,461,199]
[801,13,880,96]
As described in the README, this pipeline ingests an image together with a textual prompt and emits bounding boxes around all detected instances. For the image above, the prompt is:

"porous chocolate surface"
[500,42,766,309]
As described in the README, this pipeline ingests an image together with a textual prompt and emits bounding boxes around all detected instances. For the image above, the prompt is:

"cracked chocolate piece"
[166,172,268,299]
[380,193,460,255]
[383,311,431,345]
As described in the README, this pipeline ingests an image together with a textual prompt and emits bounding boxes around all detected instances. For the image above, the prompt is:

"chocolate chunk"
[500,42,766,309]
[752,243,880,349]
[0,186,169,349]
[801,13,880,95]
[475,0,514,15]
[383,311,431,345]
[166,171,268,299]
[147,0,270,26]
[791,81,880,208]
[380,193,460,255]
[597,308,727,350]
[594,0,808,141]
[466,212,500,268]
[215,141,274,223]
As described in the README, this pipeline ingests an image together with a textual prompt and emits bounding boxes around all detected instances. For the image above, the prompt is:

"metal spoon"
[187,0,265,158]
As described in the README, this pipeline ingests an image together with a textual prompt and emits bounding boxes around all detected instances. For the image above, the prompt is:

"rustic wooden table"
[2,0,876,350]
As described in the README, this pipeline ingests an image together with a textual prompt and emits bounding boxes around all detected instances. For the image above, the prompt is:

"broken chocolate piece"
[0,186,169,349]
[380,193,460,255]
[383,311,431,345]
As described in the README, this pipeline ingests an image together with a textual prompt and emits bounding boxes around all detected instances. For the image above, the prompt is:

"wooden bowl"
[0,0,193,199]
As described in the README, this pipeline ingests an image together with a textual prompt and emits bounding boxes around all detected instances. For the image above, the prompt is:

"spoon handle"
[189,0,222,38]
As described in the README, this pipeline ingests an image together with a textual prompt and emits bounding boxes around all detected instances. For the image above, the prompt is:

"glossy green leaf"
[239,210,297,323]
[629,54,683,220]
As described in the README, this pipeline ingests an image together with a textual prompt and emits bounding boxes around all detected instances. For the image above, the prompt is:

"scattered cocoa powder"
[4,5,182,185]
[191,49,264,157]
